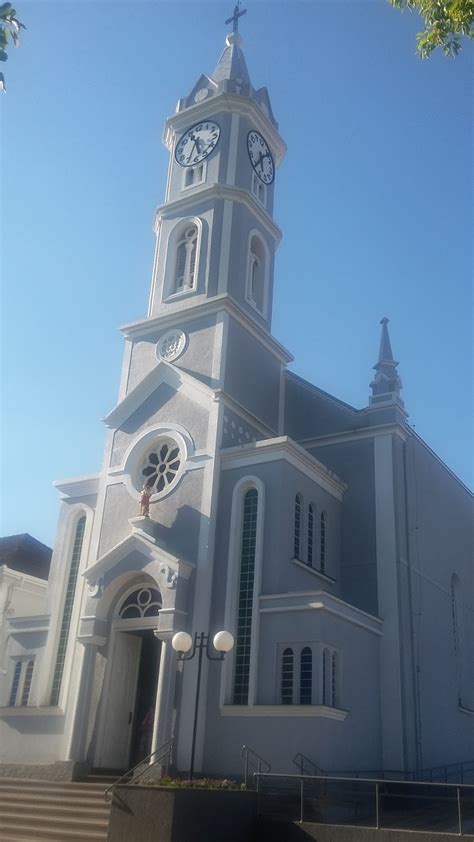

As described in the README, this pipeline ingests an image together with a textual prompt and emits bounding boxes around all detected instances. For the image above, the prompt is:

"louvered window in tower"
[175,226,198,292]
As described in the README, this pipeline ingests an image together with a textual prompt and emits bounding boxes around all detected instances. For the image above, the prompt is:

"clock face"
[175,121,220,167]
[247,130,274,185]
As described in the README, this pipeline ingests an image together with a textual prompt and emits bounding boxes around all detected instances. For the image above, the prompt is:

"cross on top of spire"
[225,2,247,34]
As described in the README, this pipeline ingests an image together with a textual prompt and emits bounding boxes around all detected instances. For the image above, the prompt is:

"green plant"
[0,2,25,91]
[388,0,473,57]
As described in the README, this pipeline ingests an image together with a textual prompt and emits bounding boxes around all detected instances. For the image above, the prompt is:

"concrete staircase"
[0,776,112,842]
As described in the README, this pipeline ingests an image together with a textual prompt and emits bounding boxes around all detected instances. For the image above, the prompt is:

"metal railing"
[241,745,271,789]
[104,736,174,802]
[254,771,474,834]
[418,760,474,784]
[293,752,325,777]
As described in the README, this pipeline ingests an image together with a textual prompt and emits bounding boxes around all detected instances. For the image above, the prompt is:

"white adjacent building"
[1,24,472,780]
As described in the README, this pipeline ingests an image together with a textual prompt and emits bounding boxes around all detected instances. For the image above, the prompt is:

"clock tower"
[147,28,287,332]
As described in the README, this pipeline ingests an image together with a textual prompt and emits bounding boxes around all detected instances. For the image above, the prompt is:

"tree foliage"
[389,0,474,56]
[0,2,25,91]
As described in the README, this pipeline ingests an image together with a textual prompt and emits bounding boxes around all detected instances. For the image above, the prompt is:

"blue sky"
[1,0,472,548]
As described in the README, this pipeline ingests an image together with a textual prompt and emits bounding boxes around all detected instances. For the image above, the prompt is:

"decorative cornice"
[298,423,410,450]
[120,296,293,365]
[291,558,336,584]
[163,92,287,166]
[221,436,347,500]
[154,182,282,244]
[259,589,383,636]
[220,704,348,720]
[82,530,194,584]
[53,474,100,499]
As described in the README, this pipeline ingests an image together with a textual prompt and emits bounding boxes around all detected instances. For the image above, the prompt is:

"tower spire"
[369,317,405,408]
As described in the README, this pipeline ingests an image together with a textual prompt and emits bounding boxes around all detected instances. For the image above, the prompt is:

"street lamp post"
[172,629,234,781]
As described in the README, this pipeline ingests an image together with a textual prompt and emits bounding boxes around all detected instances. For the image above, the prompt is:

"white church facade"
[1,22,473,781]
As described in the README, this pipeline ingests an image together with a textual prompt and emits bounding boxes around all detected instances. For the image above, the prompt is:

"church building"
[1,16,472,781]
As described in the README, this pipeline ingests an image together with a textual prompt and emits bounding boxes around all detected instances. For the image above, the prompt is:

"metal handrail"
[241,745,271,789]
[293,752,326,777]
[253,771,474,831]
[104,736,174,802]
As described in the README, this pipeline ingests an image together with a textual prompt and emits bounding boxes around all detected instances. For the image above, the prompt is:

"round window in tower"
[141,438,182,495]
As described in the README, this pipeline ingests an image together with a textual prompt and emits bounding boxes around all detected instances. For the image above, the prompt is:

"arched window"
[50,516,86,706]
[307,504,314,567]
[281,648,294,704]
[184,164,204,188]
[294,494,302,560]
[331,652,338,707]
[293,494,303,558]
[174,225,198,292]
[251,173,266,206]
[247,236,265,312]
[21,660,34,706]
[322,647,330,706]
[300,647,312,704]
[233,488,258,705]
[9,662,22,706]
[320,511,326,574]
[119,586,162,619]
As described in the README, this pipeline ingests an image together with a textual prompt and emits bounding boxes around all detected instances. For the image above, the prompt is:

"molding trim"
[82,530,194,585]
[53,474,100,499]
[220,704,347,720]
[298,424,409,450]
[259,590,383,636]
[163,91,287,166]
[291,558,336,584]
[120,295,293,365]
[221,436,347,500]
[0,706,65,718]
[154,183,282,244]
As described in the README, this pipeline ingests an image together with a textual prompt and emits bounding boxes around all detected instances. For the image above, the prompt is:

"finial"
[225,2,247,35]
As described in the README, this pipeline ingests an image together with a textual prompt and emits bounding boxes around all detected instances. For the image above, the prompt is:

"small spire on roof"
[211,3,251,86]
[369,317,404,408]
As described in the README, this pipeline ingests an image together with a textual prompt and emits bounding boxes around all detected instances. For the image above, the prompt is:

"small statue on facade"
[139,482,153,517]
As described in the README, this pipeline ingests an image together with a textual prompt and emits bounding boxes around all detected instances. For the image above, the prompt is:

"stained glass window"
[50,516,86,706]
[233,488,258,705]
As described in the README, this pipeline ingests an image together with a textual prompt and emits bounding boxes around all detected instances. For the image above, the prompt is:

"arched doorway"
[96,583,162,771]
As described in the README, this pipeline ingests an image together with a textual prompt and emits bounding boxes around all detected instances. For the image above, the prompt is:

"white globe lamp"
[213,630,234,653]
[172,631,193,654]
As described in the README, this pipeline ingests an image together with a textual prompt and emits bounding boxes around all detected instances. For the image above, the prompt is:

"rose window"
[119,587,162,619]
[141,439,181,494]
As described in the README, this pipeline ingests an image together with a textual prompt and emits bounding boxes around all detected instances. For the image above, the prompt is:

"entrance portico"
[70,518,194,771]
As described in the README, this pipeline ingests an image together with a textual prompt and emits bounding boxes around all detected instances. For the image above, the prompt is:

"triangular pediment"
[83,526,194,586]
[184,74,218,108]
[103,360,215,430]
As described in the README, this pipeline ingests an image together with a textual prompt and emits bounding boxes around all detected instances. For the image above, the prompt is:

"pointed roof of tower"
[211,32,251,86]
[369,317,405,409]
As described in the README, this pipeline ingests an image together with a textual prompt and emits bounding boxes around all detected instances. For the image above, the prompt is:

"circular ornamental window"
[141,438,181,495]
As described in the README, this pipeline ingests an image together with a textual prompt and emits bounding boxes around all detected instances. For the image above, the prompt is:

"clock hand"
[187,141,197,164]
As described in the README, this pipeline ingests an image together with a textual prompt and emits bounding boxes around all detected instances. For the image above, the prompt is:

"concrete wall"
[224,318,281,432]
[399,434,474,768]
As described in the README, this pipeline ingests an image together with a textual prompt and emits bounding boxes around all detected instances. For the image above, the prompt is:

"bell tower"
[147,15,286,334]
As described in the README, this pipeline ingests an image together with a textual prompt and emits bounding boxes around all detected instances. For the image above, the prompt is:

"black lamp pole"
[176,632,228,781]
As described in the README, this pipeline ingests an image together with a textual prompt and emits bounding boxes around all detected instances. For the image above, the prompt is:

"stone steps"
[0,776,110,842]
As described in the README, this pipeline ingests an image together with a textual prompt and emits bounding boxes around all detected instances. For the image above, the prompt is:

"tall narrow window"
[451,574,463,704]
[307,504,314,567]
[247,236,265,312]
[21,660,34,706]
[331,652,338,707]
[281,648,294,704]
[233,489,258,705]
[9,662,22,706]
[320,511,326,573]
[174,225,198,291]
[322,648,330,706]
[300,647,312,704]
[50,516,86,706]
[294,494,302,560]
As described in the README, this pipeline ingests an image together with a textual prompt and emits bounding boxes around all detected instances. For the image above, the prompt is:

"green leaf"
[0,70,5,92]
[0,48,8,61]
[0,2,12,14]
